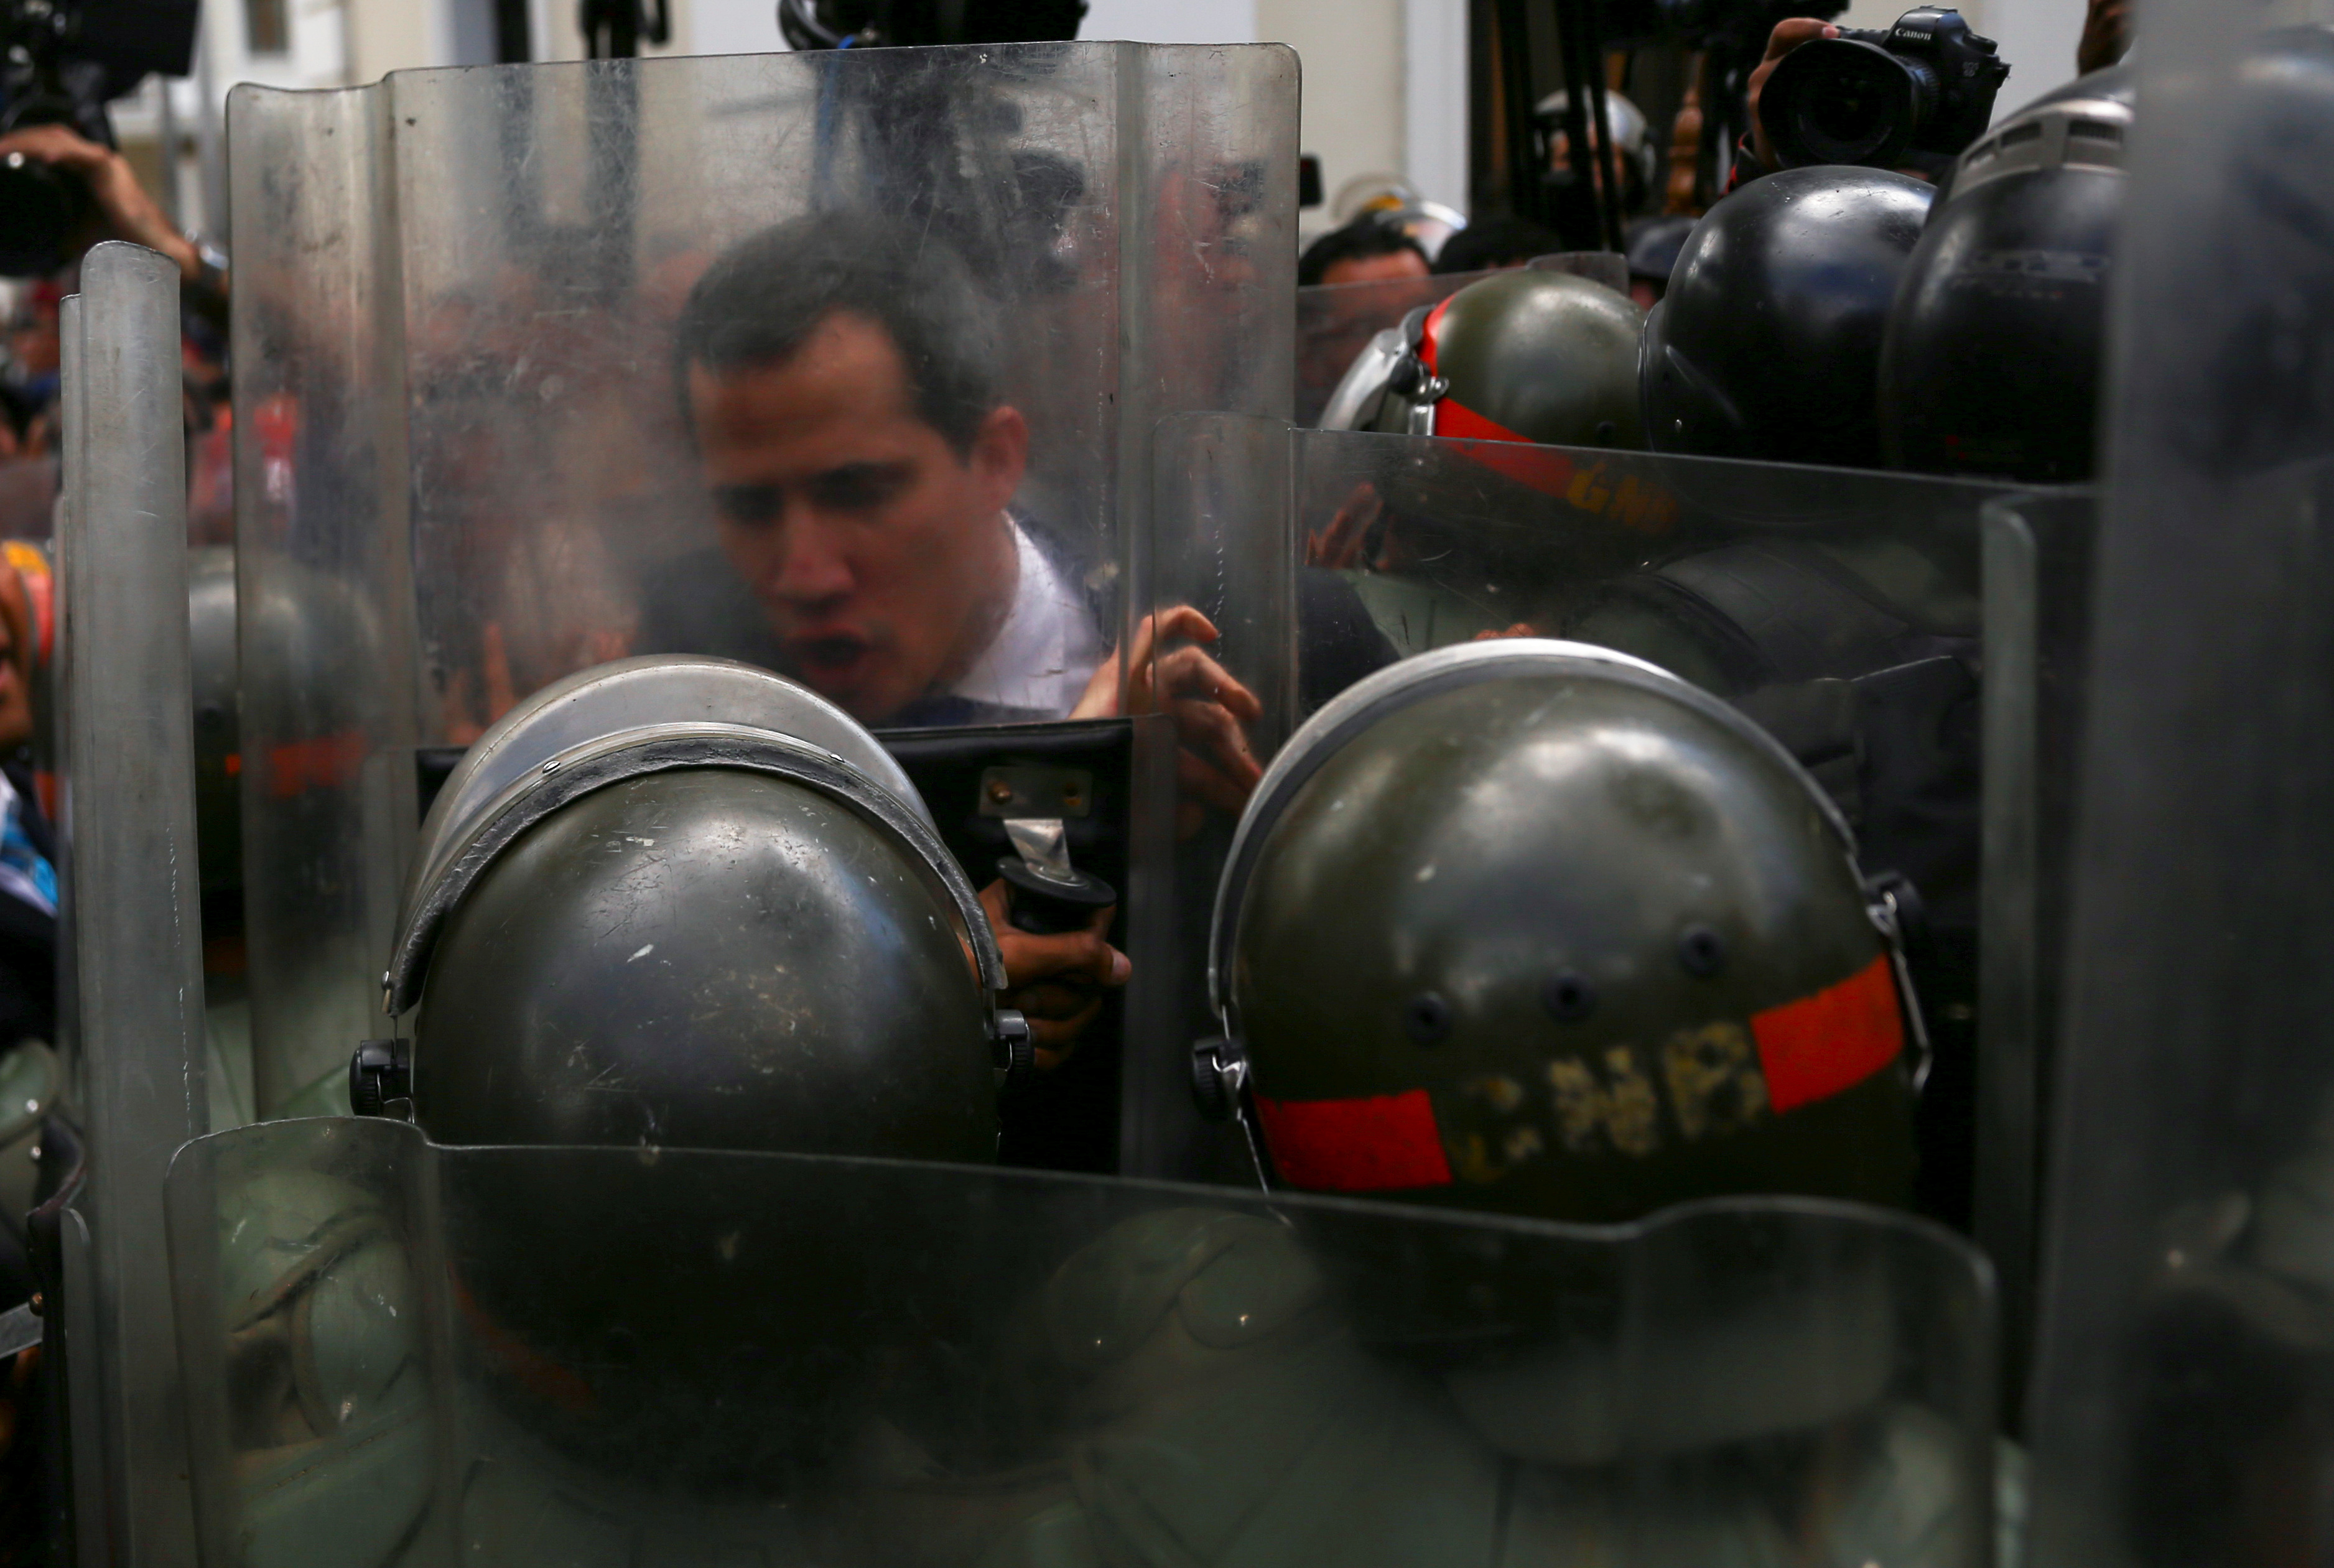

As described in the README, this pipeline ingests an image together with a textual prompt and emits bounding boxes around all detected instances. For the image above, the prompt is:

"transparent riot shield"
[51,243,210,1564]
[1150,416,2020,1223]
[2022,19,2334,1568]
[230,44,1298,1125]
[168,1116,1994,1568]
[1974,489,2096,1426]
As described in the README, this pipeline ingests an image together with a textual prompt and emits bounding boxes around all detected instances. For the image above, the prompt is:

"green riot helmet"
[1197,641,1923,1223]
[371,655,1021,1161]
[1319,267,1646,449]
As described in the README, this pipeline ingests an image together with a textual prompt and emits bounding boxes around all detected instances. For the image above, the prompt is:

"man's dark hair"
[674,210,1003,455]
[1431,216,1562,276]
[1296,219,1428,288]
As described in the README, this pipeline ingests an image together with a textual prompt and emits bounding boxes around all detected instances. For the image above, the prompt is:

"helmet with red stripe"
[1195,640,1922,1223]
[1321,267,1645,451]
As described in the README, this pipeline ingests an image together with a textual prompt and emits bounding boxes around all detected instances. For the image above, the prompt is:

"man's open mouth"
[788,633,871,681]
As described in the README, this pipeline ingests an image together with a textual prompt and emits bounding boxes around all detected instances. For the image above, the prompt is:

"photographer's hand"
[0,124,199,281]
[1748,18,1841,173]
[2077,0,2129,73]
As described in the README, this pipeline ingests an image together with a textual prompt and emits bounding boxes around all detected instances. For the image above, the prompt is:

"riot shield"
[229,45,1298,1128]
[1974,489,2096,1426]
[2022,20,2334,1568]
[167,1116,1995,1568]
[1150,416,2020,1230]
[50,243,209,1564]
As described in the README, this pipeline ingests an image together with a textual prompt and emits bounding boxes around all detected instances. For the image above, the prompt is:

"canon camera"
[1760,7,2009,172]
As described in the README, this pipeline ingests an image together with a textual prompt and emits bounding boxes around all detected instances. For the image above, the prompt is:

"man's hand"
[1075,605,1263,838]
[0,124,199,281]
[1749,18,1843,173]
[979,878,1128,1069]
[440,622,518,747]
[2077,0,2130,74]
[1306,482,1385,570]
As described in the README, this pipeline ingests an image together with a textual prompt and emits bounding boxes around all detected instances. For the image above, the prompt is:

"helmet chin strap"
[1385,302,1450,437]
[1864,871,1935,1097]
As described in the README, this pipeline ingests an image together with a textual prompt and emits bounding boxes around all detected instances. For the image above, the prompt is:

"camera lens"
[0,149,78,277]
[1762,38,1922,170]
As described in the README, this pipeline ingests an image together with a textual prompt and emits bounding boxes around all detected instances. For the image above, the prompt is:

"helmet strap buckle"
[991,1010,1035,1075]
[1864,874,1935,1095]
[1192,1032,1276,1192]
[350,1037,414,1121]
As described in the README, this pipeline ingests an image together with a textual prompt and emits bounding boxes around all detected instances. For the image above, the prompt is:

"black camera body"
[776,0,1088,48]
[0,0,198,276]
[0,65,112,278]
[1760,7,2009,172]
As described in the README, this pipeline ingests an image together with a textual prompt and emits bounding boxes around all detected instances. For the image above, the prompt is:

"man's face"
[689,312,1025,723]
[1320,249,1430,288]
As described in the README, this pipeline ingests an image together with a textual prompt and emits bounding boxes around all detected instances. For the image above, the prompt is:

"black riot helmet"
[368,656,1023,1161]
[1642,166,1934,468]
[1879,68,2134,483]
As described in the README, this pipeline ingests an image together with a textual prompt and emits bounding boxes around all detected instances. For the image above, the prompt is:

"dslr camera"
[0,0,116,277]
[776,0,1088,47]
[1760,6,2009,172]
[0,0,198,277]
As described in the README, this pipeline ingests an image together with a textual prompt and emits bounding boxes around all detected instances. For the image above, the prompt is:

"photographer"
[0,123,221,321]
[1731,7,2009,187]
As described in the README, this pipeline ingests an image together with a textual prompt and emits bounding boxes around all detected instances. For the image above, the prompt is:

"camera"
[0,1,108,277]
[0,0,197,277]
[1760,7,2009,172]
[775,0,1087,49]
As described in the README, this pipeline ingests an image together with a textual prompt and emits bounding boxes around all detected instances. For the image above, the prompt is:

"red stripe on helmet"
[1434,397,1535,445]
[1253,1088,1455,1192]
[1418,296,1586,492]
[1417,299,1537,447]
[1750,955,1904,1115]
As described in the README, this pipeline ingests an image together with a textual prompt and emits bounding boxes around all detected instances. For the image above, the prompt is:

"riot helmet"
[1535,87,1658,208]
[1642,167,1934,468]
[1320,267,1646,448]
[1879,70,2133,482]
[1624,212,1697,307]
[1197,641,1921,1223]
[370,656,1020,1161]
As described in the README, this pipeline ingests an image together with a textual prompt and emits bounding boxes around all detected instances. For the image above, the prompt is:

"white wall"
[1082,0,1257,43]
[690,0,786,54]
[1257,0,1406,230]
[1403,0,1469,213]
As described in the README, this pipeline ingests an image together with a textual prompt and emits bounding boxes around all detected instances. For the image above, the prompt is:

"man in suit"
[649,211,1147,727]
